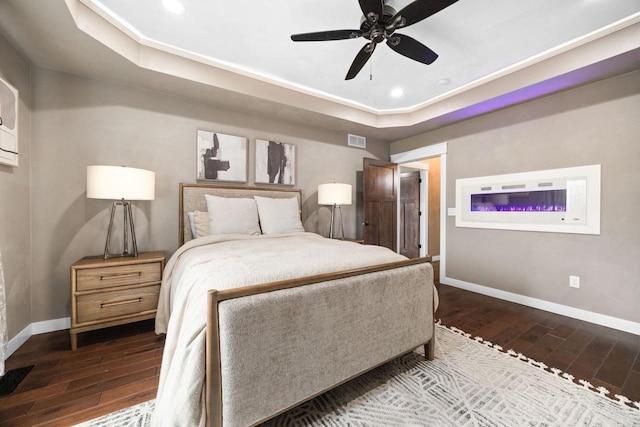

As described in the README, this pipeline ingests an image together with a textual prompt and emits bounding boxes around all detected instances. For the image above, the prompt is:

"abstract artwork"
[196,130,247,182]
[255,139,295,185]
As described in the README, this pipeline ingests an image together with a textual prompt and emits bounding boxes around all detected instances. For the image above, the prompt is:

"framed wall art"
[196,130,247,182]
[255,139,295,186]
[0,77,19,167]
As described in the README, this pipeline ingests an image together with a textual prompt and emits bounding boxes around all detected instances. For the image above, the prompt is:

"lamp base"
[329,204,335,239]
[103,200,139,260]
[104,252,137,260]
[328,204,345,239]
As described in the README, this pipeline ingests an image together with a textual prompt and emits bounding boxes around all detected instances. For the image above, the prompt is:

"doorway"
[391,142,447,283]
[399,158,441,255]
[362,145,445,282]
[399,166,429,259]
[400,171,421,258]
[399,159,440,281]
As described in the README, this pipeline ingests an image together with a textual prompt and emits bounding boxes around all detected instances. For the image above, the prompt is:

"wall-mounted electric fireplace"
[455,165,600,234]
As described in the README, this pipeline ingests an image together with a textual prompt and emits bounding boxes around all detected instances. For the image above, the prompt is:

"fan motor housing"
[360,4,398,41]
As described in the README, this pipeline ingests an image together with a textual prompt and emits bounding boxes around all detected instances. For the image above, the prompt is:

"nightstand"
[70,251,165,350]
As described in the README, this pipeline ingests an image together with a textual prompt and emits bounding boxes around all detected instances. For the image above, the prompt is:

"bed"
[153,183,436,427]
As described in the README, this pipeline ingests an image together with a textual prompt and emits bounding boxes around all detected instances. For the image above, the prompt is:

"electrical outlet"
[569,275,580,288]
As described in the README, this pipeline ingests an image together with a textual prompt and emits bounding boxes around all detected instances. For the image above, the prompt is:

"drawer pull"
[99,272,142,281]
[100,298,142,308]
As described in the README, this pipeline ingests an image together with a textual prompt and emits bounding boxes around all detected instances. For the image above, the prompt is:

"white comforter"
[152,232,407,426]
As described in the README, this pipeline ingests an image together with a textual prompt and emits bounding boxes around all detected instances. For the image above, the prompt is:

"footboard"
[206,257,434,427]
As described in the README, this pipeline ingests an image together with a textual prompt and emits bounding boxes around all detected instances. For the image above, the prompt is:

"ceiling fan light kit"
[291,0,459,80]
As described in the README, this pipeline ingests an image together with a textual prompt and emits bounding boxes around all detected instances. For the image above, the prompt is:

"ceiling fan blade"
[358,0,384,23]
[345,43,376,80]
[386,34,438,65]
[291,29,362,42]
[391,0,458,29]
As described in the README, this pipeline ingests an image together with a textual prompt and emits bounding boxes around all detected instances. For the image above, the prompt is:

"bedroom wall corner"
[390,69,640,327]
[0,31,33,344]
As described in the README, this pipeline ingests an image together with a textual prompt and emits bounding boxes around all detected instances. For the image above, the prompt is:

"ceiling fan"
[291,0,459,80]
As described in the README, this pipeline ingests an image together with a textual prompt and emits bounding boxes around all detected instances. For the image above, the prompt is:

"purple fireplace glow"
[470,189,566,212]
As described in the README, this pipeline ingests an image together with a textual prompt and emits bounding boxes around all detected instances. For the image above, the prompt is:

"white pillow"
[187,211,196,239]
[254,196,304,234]
[204,195,261,235]
[193,211,210,238]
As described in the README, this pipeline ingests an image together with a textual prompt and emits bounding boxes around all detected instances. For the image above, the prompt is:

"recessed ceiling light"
[438,78,451,85]
[162,0,185,15]
[391,87,404,98]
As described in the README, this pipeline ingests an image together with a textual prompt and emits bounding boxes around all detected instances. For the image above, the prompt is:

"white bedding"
[152,232,410,426]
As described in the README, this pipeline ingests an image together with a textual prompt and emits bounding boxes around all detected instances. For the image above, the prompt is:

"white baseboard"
[5,324,31,361]
[5,278,639,362]
[441,276,640,336]
[4,317,71,361]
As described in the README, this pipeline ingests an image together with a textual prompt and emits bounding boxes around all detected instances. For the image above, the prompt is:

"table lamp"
[87,165,155,259]
[318,183,352,239]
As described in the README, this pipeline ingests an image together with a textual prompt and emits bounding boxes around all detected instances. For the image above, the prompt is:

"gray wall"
[0,32,32,339]
[392,70,640,324]
[30,68,387,323]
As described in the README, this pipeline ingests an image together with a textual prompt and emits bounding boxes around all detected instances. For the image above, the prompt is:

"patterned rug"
[76,325,640,427]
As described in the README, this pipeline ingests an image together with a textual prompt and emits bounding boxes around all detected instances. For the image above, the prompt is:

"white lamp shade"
[87,165,155,201]
[318,183,352,206]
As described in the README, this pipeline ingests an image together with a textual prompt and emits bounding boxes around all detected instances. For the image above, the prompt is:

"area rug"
[76,325,640,426]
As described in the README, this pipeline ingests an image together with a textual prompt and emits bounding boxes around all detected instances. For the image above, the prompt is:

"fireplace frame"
[455,165,600,235]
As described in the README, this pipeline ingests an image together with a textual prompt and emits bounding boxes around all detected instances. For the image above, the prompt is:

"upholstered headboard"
[179,183,303,246]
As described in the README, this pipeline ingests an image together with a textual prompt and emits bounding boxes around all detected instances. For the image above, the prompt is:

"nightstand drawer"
[76,262,162,291]
[76,285,160,324]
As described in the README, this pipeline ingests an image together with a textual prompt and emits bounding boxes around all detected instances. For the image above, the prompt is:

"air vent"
[348,134,366,149]
[480,186,492,191]
[538,182,553,187]
[502,184,526,190]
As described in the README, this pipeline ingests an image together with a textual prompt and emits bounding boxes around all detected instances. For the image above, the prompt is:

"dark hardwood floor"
[1,283,638,425]
[0,320,163,426]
